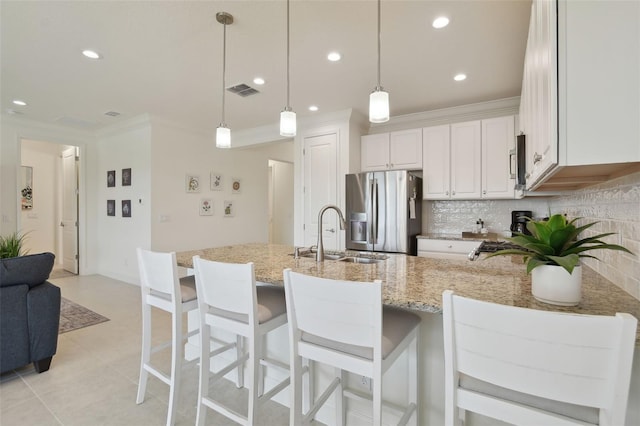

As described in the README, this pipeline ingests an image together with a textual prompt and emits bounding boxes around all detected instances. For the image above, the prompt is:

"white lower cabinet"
[417,238,481,260]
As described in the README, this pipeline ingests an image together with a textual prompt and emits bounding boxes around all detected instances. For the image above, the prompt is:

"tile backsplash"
[423,171,640,300]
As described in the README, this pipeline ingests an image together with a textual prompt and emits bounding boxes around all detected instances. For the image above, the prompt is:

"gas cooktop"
[468,240,526,261]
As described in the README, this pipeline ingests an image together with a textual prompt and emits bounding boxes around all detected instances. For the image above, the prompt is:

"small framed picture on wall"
[231,178,241,194]
[122,200,132,217]
[200,198,213,216]
[224,200,234,217]
[210,173,223,191]
[107,200,116,216]
[122,168,132,186]
[107,170,116,187]
[186,174,201,193]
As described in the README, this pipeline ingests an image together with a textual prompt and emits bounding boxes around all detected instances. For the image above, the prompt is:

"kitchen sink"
[296,252,343,260]
[338,256,381,264]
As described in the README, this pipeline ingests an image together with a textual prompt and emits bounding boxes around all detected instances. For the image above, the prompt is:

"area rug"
[59,297,109,334]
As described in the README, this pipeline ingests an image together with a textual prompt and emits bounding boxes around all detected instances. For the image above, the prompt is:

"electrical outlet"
[360,375,371,390]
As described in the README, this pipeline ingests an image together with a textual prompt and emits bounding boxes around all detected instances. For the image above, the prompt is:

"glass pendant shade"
[280,109,296,137]
[216,125,231,149]
[369,88,390,123]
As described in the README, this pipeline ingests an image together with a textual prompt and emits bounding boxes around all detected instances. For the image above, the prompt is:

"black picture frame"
[107,199,116,216]
[122,168,132,186]
[107,170,116,187]
[122,200,132,217]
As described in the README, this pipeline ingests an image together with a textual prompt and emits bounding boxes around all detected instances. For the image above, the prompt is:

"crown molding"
[367,97,521,134]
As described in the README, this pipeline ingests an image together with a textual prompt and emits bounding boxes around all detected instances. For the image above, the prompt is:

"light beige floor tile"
[0,274,303,426]
[0,394,61,426]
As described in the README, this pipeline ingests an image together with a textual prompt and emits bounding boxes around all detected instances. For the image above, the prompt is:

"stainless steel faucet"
[316,204,347,261]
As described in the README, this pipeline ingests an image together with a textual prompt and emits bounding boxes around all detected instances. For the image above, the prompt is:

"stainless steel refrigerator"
[345,170,422,255]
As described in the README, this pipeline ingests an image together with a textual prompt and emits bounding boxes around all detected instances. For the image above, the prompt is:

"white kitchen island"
[177,243,640,426]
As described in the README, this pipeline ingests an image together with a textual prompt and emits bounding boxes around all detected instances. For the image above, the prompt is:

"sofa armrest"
[0,252,55,288]
[27,282,61,363]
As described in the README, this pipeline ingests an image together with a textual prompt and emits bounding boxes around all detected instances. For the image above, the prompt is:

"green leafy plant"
[0,231,29,259]
[486,214,633,274]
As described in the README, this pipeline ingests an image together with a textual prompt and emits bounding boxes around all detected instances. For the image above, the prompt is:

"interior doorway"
[267,159,294,245]
[20,139,79,274]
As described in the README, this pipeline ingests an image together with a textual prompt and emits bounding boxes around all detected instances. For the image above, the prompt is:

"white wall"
[268,159,294,245]
[149,120,293,257]
[95,120,152,283]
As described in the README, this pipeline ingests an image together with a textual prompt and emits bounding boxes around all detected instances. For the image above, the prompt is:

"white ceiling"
[1,0,532,134]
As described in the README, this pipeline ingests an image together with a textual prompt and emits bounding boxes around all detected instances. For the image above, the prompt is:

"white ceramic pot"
[531,265,582,306]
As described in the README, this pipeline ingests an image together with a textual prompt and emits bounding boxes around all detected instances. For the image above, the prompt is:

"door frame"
[17,137,85,274]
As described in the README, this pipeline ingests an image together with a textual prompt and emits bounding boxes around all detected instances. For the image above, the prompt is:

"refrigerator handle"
[371,179,378,244]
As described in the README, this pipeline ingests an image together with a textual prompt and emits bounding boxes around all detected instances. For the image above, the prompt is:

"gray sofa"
[0,252,61,374]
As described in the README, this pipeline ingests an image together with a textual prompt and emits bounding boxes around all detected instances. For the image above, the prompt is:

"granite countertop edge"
[177,243,640,344]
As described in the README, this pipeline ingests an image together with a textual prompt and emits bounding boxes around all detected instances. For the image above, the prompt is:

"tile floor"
[0,273,292,426]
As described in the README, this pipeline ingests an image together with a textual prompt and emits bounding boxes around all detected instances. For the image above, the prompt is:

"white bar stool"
[442,290,637,426]
[135,248,199,426]
[192,256,290,426]
[283,268,421,426]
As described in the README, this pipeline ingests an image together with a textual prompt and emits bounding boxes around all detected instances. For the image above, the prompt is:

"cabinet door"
[422,125,450,200]
[361,133,390,171]
[482,116,516,199]
[526,0,558,189]
[389,128,422,170]
[450,121,481,199]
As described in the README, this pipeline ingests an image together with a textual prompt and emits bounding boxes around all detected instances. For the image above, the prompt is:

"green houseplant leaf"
[486,214,633,274]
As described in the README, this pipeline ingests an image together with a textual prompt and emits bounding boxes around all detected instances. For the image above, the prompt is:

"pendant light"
[280,0,296,137]
[369,0,389,123]
[216,12,233,149]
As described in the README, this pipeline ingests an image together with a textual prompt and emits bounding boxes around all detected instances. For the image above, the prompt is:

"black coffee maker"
[510,210,532,236]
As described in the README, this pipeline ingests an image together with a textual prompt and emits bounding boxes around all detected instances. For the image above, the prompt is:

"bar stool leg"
[136,302,151,404]
[166,310,182,426]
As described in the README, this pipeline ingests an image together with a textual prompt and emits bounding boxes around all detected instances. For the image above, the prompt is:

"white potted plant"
[487,214,633,306]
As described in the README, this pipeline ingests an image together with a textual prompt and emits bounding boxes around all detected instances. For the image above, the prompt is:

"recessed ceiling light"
[253,77,265,85]
[327,52,341,62]
[12,99,27,106]
[82,49,102,59]
[454,73,467,81]
[309,105,319,112]
[432,16,450,29]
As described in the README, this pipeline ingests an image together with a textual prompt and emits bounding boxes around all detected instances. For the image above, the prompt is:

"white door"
[303,133,338,250]
[61,147,78,274]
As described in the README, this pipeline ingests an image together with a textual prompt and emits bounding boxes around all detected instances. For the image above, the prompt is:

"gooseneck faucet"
[316,204,347,262]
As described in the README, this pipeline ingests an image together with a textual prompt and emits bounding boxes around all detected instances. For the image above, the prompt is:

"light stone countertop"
[176,243,640,343]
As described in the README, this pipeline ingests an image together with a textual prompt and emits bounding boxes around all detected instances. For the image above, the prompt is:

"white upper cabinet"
[450,121,482,199]
[422,125,451,199]
[482,116,516,199]
[521,0,640,191]
[423,117,517,200]
[423,121,481,200]
[361,128,422,171]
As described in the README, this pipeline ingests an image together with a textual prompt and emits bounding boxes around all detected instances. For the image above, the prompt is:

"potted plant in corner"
[486,214,633,306]
[0,231,28,259]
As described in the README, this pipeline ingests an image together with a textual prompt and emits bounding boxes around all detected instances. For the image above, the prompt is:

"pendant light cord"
[221,19,227,125]
[377,0,381,89]
[286,0,291,110]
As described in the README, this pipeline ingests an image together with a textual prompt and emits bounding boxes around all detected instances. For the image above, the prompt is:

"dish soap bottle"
[475,219,482,234]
